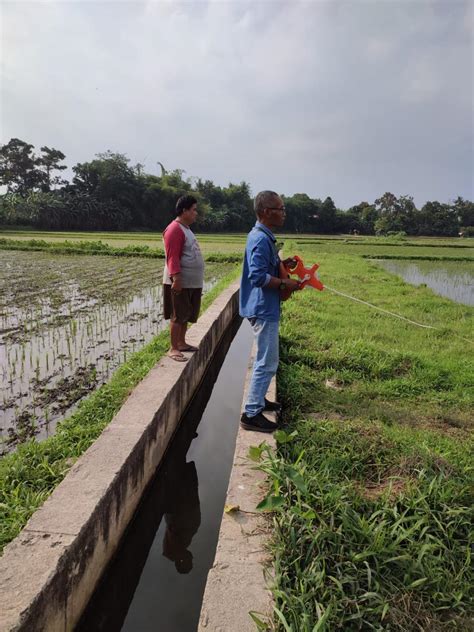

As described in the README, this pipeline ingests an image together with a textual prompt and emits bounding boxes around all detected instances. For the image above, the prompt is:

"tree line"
[1,138,473,236]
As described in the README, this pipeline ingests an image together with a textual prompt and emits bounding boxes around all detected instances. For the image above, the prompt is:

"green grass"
[251,250,473,631]
[1,230,472,259]
[0,237,243,261]
[252,422,472,631]
[363,254,473,262]
[0,265,240,554]
[297,238,473,249]
[296,241,473,262]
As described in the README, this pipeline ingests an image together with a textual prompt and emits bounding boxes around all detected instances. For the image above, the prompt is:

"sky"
[1,0,473,209]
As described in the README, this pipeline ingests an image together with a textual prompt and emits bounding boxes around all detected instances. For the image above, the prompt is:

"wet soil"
[0,250,234,454]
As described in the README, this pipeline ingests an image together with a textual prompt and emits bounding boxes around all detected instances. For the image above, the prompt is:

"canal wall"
[199,345,277,631]
[0,281,240,632]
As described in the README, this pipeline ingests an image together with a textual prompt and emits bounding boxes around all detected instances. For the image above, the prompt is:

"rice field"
[0,232,472,620]
[0,250,234,454]
[1,229,472,260]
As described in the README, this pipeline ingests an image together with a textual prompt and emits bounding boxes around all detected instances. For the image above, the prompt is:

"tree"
[0,193,25,225]
[452,197,474,230]
[337,209,361,234]
[222,181,254,231]
[374,192,416,235]
[359,203,378,235]
[71,151,144,228]
[38,146,68,191]
[2,139,472,234]
[194,179,253,232]
[283,193,320,233]
[196,179,226,210]
[344,201,377,234]
[317,196,338,233]
[72,151,133,195]
[416,201,459,236]
[0,138,44,195]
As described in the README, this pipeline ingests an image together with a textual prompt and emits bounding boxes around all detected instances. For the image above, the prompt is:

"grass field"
[1,228,473,259]
[252,244,473,631]
[0,229,248,255]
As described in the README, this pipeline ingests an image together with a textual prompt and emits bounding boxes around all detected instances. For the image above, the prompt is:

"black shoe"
[240,412,277,433]
[264,398,282,413]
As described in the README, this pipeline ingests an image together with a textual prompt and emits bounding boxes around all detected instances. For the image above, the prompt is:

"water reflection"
[75,397,203,632]
[377,260,474,306]
[76,318,253,632]
[162,435,201,575]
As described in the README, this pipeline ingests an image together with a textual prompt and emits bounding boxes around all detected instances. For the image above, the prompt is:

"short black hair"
[176,195,197,215]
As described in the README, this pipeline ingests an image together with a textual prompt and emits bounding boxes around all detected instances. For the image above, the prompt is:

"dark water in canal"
[76,318,253,632]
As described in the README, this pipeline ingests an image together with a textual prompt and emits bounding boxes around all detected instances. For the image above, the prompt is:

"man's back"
[239,223,280,321]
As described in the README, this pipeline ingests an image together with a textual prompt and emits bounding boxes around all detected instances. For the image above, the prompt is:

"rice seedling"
[0,250,235,454]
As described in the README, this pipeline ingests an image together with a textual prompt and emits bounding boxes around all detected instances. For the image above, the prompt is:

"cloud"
[1,0,472,207]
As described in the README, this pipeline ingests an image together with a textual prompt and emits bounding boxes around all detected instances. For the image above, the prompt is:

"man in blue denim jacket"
[239,191,301,433]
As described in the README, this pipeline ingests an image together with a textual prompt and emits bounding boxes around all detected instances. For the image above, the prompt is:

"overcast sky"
[2,0,473,208]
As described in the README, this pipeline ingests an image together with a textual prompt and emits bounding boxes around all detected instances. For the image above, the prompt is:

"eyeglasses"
[266,206,286,212]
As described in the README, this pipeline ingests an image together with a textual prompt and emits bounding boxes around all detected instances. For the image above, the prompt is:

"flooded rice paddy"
[377,259,474,306]
[0,251,234,454]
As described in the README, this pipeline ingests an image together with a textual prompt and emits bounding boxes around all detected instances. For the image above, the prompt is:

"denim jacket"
[239,222,281,322]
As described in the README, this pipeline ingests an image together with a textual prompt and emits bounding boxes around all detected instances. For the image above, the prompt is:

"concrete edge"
[198,342,276,632]
[0,281,240,632]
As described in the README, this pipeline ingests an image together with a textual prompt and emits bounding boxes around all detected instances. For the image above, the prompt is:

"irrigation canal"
[76,317,254,632]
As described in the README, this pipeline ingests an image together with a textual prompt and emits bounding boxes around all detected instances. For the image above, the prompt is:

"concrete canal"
[76,317,253,632]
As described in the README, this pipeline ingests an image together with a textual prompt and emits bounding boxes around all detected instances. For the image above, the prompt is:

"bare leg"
[176,323,198,352]
[167,322,189,361]
[178,323,188,348]
[170,321,183,352]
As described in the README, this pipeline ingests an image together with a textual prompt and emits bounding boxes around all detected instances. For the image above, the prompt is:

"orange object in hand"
[278,260,293,301]
[285,255,324,291]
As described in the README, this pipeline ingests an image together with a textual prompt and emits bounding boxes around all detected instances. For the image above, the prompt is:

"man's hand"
[268,275,301,292]
[282,257,297,270]
[171,275,183,293]
[283,278,301,293]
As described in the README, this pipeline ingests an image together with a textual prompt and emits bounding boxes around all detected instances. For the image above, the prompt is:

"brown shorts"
[163,285,202,324]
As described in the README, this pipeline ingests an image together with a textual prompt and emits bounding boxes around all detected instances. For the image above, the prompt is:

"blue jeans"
[245,319,279,417]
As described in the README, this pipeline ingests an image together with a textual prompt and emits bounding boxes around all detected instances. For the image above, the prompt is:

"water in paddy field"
[1,284,166,444]
[377,260,474,306]
[76,318,254,632]
[0,250,231,455]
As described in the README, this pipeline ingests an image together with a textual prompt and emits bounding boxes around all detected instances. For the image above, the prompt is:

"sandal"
[167,351,188,362]
[178,344,198,352]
